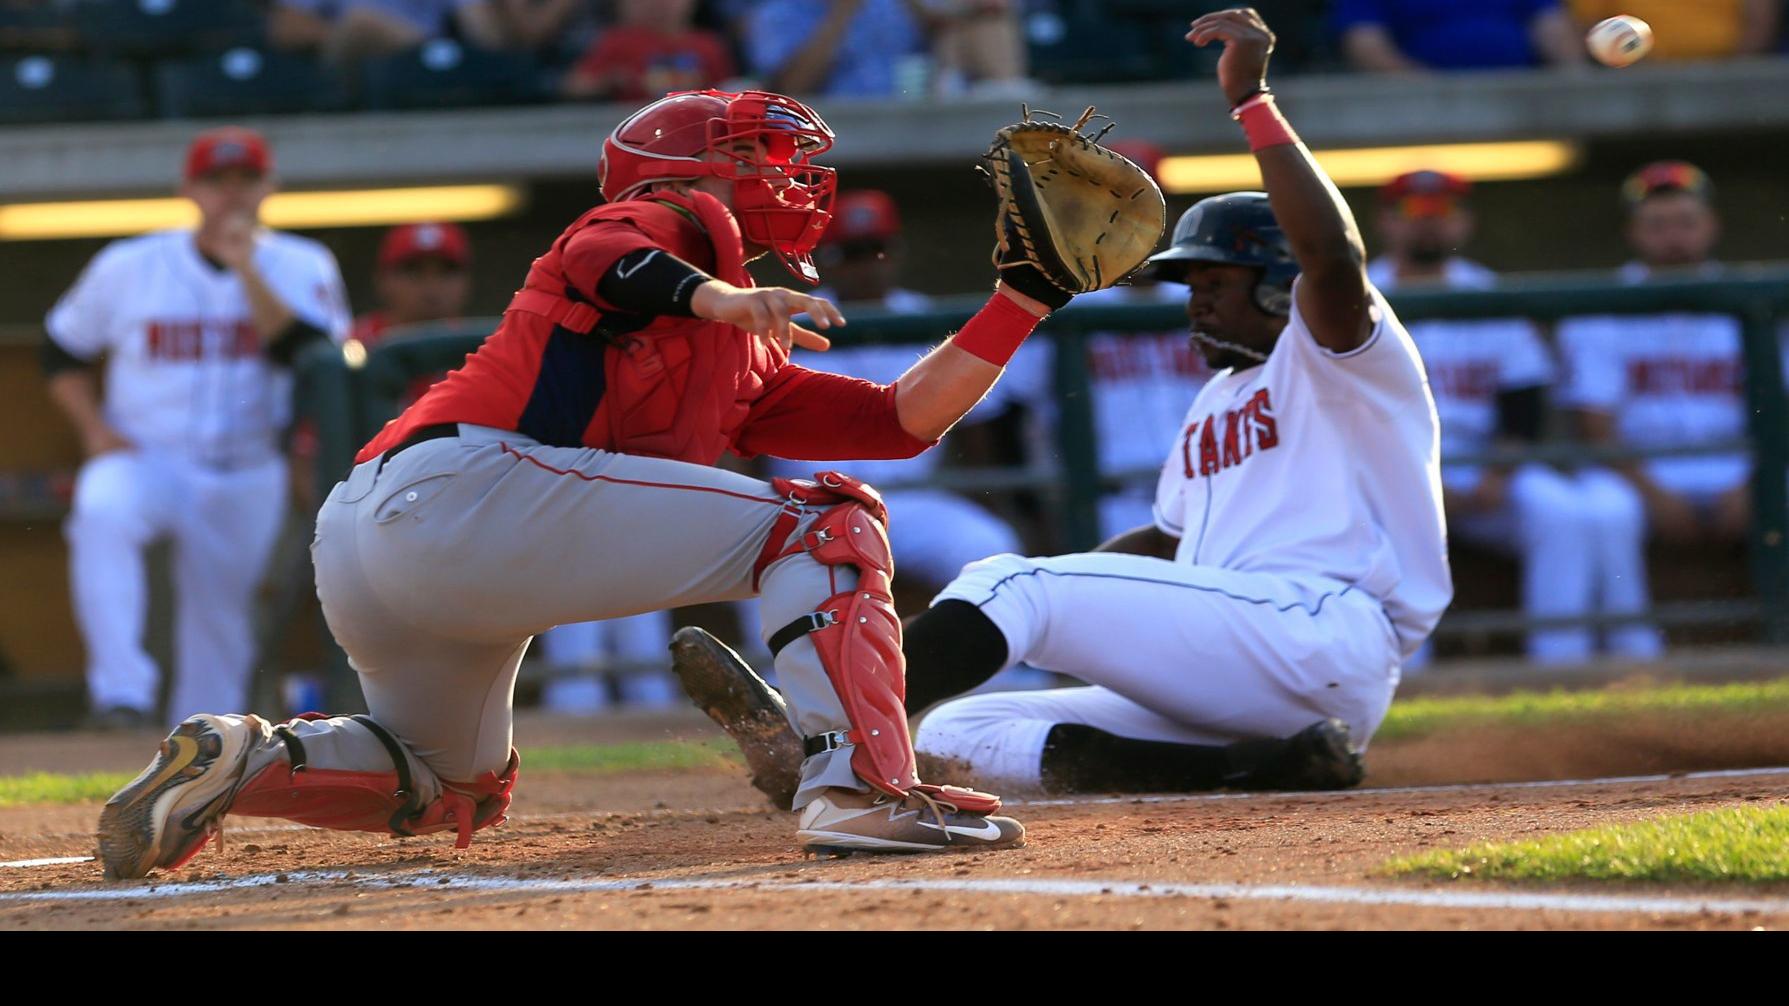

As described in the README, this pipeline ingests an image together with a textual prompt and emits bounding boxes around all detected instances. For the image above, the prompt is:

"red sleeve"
[559,205,714,313]
[733,363,935,461]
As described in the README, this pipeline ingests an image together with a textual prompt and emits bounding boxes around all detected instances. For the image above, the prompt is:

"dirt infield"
[3,710,1787,930]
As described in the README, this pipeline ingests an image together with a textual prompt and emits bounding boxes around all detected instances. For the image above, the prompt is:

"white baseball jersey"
[1152,280,1451,656]
[46,228,351,467]
[1368,257,1554,492]
[1556,262,1748,498]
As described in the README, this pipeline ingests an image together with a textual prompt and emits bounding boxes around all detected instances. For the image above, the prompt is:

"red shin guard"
[763,472,918,796]
[231,718,519,849]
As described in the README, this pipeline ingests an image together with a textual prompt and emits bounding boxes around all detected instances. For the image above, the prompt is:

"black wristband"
[266,319,329,366]
[998,264,1073,311]
[41,332,97,377]
[597,248,711,318]
[1227,84,1271,113]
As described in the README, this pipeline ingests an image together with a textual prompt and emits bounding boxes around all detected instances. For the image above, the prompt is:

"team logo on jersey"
[1181,388,1279,477]
[1426,360,1498,400]
[146,320,260,360]
[1626,356,1741,395]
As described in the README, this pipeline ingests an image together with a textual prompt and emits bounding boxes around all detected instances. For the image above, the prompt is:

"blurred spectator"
[915,0,1033,98]
[1370,169,1649,663]
[270,1,504,66]
[1335,0,1585,72]
[1558,162,1748,642]
[291,221,471,511]
[353,221,473,344]
[746,0,925,98]
[495,0,596,52]
[1570,1,1782,61]
[562,0,734,102]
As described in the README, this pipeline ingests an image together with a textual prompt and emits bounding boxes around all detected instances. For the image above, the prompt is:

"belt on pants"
[377,422,461,471]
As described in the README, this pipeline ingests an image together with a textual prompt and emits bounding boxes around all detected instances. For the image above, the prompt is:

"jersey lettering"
[1626,356,1741,395]
[1181,388,1280,477]
[145,320,259,361]
[1426,360,1499,400]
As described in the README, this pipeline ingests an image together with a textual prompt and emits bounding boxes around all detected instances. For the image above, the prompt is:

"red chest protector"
[508,189,785,464]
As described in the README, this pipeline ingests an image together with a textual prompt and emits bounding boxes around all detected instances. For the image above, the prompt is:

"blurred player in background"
[291,222,472,511]
[1075,141,1216,540]
[45,127,351,729]
[1368,169,1649,664]
[1557,162,1748,651]
[353,221,474,346]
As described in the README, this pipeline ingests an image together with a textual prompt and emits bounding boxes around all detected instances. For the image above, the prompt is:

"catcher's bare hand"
[1187,7,1276,106]
[692,281,841,353]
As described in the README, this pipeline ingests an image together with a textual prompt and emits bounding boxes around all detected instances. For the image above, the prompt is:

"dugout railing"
[296,266,1789,666]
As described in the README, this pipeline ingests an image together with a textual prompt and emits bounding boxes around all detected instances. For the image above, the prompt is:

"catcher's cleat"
[1241,718,1365,791]
[669,627,804,809]
[97,713,267,880]
[797,787,1026,856]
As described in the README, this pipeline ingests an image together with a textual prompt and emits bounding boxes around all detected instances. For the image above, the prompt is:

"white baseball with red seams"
[917,281,1451,791]
[47,228,351,723]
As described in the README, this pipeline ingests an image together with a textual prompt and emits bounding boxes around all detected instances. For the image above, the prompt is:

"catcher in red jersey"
[97,88,1162,875]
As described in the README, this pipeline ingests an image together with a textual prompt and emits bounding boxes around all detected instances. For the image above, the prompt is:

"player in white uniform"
[1368,169,1655,663]
[45,128,351,728]
[1559,162,1751,567]
[1554,163,1749,652]
[1080,143,1219,539]
[677,10,1450,798]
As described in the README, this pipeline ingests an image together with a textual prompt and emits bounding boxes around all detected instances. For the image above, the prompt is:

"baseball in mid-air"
[1586,15,1654,67]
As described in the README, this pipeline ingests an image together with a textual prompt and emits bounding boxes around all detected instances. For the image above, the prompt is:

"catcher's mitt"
[982,106,1167,309]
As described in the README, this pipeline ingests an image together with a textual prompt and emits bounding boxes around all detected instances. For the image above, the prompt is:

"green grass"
[0,771,135,808]
[1385,804,1789,883]
[525,738,742,774]
[1377,677,1789,741]
[0,740,743,807]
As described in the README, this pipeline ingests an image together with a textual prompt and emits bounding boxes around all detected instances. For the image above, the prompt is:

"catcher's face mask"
[600,89,837,284]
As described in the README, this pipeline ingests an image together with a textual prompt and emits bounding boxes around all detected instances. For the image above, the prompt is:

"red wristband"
[950,291,1043,366]
[1232,92,1298,152]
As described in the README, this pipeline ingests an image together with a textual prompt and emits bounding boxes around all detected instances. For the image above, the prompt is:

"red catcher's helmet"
[599,88,838,284]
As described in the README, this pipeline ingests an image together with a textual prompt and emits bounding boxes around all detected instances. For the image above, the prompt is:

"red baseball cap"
[377,222,471,270]
[822,190,901,245]
[1379,169,1471,217]
[1622,160,1712,209]
[184,126,272,180]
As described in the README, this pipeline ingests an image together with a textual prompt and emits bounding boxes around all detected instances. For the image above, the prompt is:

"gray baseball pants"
[294,424,863,809]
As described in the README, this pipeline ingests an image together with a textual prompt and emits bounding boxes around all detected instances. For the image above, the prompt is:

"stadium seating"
[361,41,549,111]
[0,55,145,124]
[157,47,349,119]
[73,0,264,59]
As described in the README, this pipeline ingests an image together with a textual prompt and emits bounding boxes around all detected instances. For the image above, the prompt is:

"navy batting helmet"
[1147,192,1297,315]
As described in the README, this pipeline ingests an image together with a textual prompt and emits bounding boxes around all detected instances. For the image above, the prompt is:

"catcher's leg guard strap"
[768,483,917,797]
[235,715,518,849]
